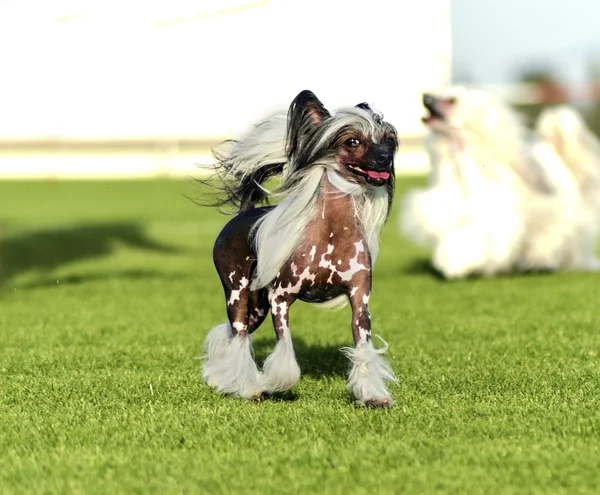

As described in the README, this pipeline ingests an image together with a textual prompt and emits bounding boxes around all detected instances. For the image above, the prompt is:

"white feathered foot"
[261,336,301,393]
[341,336,397,407]
[201,323,264,399]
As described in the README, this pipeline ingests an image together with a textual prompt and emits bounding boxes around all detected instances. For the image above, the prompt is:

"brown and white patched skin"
[202,90,399,407]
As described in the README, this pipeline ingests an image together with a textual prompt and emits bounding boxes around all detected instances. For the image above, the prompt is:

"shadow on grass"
[401,258,446,280]
[0,222,181,287]
[14,269,194,290]
[401,257,557,281]
[253,336,348,379]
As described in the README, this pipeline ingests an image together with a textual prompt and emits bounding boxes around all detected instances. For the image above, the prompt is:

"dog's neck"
[314,172,361,230]
[326,169,363,196]
[315,170,388,268]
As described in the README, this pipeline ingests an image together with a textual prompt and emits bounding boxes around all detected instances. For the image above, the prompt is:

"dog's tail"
[535,106,600,197]
[200,113,289,213]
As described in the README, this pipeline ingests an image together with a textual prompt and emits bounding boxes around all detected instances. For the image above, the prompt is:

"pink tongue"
[367,170,390,180]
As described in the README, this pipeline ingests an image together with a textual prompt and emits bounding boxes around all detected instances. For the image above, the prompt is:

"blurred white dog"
[400,87,600,278]
[533,106,600,271]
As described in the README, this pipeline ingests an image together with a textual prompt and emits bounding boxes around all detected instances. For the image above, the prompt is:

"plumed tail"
[535,106,600,196]
[198,113,289,213]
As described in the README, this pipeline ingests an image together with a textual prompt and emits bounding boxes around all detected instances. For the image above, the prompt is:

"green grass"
[1,179,599,494]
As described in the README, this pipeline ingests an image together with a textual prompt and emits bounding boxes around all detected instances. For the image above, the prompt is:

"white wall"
[0,0,451,177]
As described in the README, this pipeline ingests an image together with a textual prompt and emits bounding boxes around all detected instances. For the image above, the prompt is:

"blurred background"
[0,0,599,178]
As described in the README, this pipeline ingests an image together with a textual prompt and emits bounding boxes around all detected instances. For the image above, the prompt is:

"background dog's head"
[419,87,549,190]
[286,90,398,189]
[421,87,524,143]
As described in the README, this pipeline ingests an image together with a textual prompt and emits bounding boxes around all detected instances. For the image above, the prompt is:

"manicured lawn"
[1,179,599,494]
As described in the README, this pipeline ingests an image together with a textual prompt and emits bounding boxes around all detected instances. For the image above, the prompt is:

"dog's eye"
[447,97,457,105]
[383,137,397,148]
[345,138,360,147]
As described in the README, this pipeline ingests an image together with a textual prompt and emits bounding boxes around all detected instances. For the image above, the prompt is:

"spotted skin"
[214,178,374,351]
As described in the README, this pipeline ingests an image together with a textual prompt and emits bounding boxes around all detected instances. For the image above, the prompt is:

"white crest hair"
[250,166,324,290]
[211,113,288,183]
[354,185,390,266]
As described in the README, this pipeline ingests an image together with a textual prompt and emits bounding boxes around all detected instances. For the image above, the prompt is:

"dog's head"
[421,92,457,134]
[421,87,520,140]
[286,90,398,188]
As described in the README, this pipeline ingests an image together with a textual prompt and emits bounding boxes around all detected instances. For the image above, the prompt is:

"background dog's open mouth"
[422,99,445,123]
[346,164,390,181]
[422,108,445,123]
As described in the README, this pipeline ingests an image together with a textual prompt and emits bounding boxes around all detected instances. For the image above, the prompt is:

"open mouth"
[422,106,445,124]
[422,95,445,124]
[346,163,390,185]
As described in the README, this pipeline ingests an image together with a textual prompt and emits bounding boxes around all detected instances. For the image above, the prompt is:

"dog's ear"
[287,90,330,158]
[289,90,330,126]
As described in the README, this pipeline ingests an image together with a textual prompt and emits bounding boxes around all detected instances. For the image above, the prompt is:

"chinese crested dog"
[202,90,399,406]
[399,87,600,279]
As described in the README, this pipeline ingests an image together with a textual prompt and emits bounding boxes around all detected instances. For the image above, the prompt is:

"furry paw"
[202,324,264,399]
[364,398,392,408]
[342,337,397,407]
[261,338,301,393]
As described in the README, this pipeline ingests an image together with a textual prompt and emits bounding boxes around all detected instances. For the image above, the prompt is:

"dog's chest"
[271,202,370,302]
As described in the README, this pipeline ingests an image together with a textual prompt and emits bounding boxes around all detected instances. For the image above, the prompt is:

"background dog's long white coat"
[400,87,600,278]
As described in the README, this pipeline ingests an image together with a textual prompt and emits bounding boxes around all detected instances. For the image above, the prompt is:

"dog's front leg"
[343,278,397,407]
[261,289,301,393]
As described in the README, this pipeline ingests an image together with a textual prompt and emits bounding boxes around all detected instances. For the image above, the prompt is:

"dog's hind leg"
[247,289,270,334]
[342,280,397,407]
[261,289,301,393]
[202,265,264,399]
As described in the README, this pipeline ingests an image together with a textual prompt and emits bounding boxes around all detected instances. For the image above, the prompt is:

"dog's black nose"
[375,150,393,167]
[423,93,435,106]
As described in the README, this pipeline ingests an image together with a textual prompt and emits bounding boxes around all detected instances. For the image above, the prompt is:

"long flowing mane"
[249,166,324,290]
[249,165,391,291]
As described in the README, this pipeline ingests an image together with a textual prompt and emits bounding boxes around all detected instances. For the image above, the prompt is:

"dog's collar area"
[326,169,363,195]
